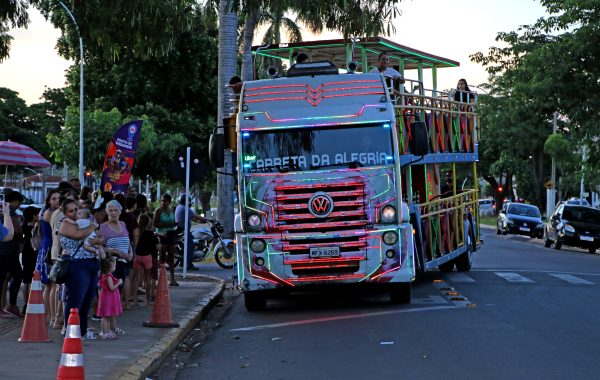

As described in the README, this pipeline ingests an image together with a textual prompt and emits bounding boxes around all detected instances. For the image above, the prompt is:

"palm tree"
[216,0,238,238]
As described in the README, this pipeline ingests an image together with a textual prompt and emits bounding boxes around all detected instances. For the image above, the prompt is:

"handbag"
[49,241,84,284]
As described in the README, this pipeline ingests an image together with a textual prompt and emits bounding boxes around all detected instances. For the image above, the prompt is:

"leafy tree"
[0,0,29,61]
[472,0,600,210]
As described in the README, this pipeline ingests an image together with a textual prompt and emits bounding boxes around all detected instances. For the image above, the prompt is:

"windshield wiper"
[310,160,363,170]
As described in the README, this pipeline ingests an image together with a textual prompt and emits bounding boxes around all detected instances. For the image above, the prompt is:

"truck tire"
[455,235,473,272]
[244,292,267,312]
[390,283,411,304]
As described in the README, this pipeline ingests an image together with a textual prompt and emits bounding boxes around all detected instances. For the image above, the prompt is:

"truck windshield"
[241,124,395,173]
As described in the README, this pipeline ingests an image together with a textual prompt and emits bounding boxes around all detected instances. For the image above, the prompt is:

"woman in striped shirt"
[100,200,133,312]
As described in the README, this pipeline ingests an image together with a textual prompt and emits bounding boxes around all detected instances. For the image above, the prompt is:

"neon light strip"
[241,120,392,132]
[244,91,384,104]
[287,274,364,282]
[378,41,459,67]
[362,235,384,280]
[246,80,382,93]
[284,256,365,265]
[242,103,384,124]
[245,179,273,228]
[246,85,383,98]
[370,266,401,281]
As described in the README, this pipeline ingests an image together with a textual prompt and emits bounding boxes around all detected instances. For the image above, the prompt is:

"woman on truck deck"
[453,78,475,103]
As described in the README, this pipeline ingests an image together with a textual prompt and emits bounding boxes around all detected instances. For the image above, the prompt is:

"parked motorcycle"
[174,220,236,269]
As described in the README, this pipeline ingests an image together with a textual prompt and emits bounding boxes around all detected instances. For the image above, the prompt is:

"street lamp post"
[57,1,84,186]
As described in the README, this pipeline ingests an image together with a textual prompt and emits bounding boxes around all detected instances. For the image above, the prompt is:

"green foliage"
[472,0,600,208]
[0,0,29,61]
[32,0,198,61]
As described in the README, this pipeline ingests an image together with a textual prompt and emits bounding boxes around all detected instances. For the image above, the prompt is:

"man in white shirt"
[370,52,405,82]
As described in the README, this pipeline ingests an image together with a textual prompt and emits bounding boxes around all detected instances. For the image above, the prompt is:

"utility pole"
[547,111,558,217]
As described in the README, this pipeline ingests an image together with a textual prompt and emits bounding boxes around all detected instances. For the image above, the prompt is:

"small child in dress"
[97,257,123,339]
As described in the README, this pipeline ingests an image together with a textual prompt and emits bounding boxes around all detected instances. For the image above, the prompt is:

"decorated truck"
[211,37,480,311]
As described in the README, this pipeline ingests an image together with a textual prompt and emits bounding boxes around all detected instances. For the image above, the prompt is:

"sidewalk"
[0,273,225,380]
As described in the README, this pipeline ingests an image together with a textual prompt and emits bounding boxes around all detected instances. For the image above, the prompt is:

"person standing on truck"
[453,78,475,103]
[370,52,405,83]
[440,170,454,197]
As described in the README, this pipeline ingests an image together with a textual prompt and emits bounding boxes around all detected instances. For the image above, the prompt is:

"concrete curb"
[118,277,226,380]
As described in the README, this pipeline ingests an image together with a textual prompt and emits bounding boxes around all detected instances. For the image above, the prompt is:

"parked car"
[545,204,600,254]
[478,199,495,216]
[497,202,544,238]
[556,197,591,208]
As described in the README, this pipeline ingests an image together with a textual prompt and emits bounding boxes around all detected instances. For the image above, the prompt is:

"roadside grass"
[479,215,496,227]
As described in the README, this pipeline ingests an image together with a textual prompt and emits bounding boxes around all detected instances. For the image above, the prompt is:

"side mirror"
[209,133,224,168]
[410,121,429,156]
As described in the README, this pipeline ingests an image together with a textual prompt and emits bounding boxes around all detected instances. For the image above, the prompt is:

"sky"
[0,0,549,104]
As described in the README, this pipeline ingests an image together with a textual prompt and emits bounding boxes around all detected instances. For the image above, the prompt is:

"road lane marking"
[444,273,476,283]
[230,305,459,332]
[548,273,594,285]
[494,272,534,283]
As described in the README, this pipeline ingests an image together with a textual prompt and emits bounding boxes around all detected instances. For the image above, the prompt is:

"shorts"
[133,255,152,270]
[158,230,176,245]
[114,260,130,281]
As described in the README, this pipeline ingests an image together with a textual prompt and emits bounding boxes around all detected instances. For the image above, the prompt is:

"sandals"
[82,331,97,340]
[114,328,126,336]
[99,331,117,340]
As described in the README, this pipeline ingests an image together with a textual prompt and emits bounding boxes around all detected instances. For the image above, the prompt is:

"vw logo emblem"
[308,191,334,218]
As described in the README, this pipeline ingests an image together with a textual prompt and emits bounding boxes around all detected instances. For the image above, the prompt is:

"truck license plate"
[310,246,340,258]
[580,236,594,242]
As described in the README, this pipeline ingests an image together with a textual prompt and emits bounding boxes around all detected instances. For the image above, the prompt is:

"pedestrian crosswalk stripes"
[547,273,594,285]
[494,272,535,283]
[443,271,596,285]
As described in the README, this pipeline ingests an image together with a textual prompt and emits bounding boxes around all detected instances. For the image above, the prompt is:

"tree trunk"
[216,0,238,238]
[241,7,258,81]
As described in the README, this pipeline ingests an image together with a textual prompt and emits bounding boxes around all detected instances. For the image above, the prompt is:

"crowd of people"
[0,182,197,341]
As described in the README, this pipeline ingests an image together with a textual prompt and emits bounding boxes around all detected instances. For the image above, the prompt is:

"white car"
[478,199,495,216]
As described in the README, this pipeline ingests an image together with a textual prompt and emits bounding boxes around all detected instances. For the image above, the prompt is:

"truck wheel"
[390,283,411,304]
[455,236,473,272]
[438,260,454,272]
[244,292,267,312]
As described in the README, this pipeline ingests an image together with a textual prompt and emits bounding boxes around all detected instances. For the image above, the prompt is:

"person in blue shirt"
[0,202,14,242]
[174,194,206,271]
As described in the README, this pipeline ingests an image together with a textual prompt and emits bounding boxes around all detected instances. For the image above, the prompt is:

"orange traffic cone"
[57,308,85,380]
[143,264,180,328]
[18,270,50,343]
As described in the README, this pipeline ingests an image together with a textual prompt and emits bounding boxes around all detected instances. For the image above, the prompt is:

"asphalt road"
[169,228,600,380]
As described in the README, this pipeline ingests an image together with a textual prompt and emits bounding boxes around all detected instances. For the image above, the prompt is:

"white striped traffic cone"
[18,270,50,342]
[57,308,85,380]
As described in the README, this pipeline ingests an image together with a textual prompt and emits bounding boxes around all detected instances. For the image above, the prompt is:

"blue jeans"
[64,258,99,334]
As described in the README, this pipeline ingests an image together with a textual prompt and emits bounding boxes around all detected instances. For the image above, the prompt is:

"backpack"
[30,221,43,251]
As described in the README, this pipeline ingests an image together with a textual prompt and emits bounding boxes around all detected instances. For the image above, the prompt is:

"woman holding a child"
[58,198,101,340]
[100,200,134,311]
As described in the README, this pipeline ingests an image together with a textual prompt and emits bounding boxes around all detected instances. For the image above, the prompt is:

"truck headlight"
[250,238,266,253]
[246,213,262,229]
[380,205,396,223]
[383,231,398,245]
